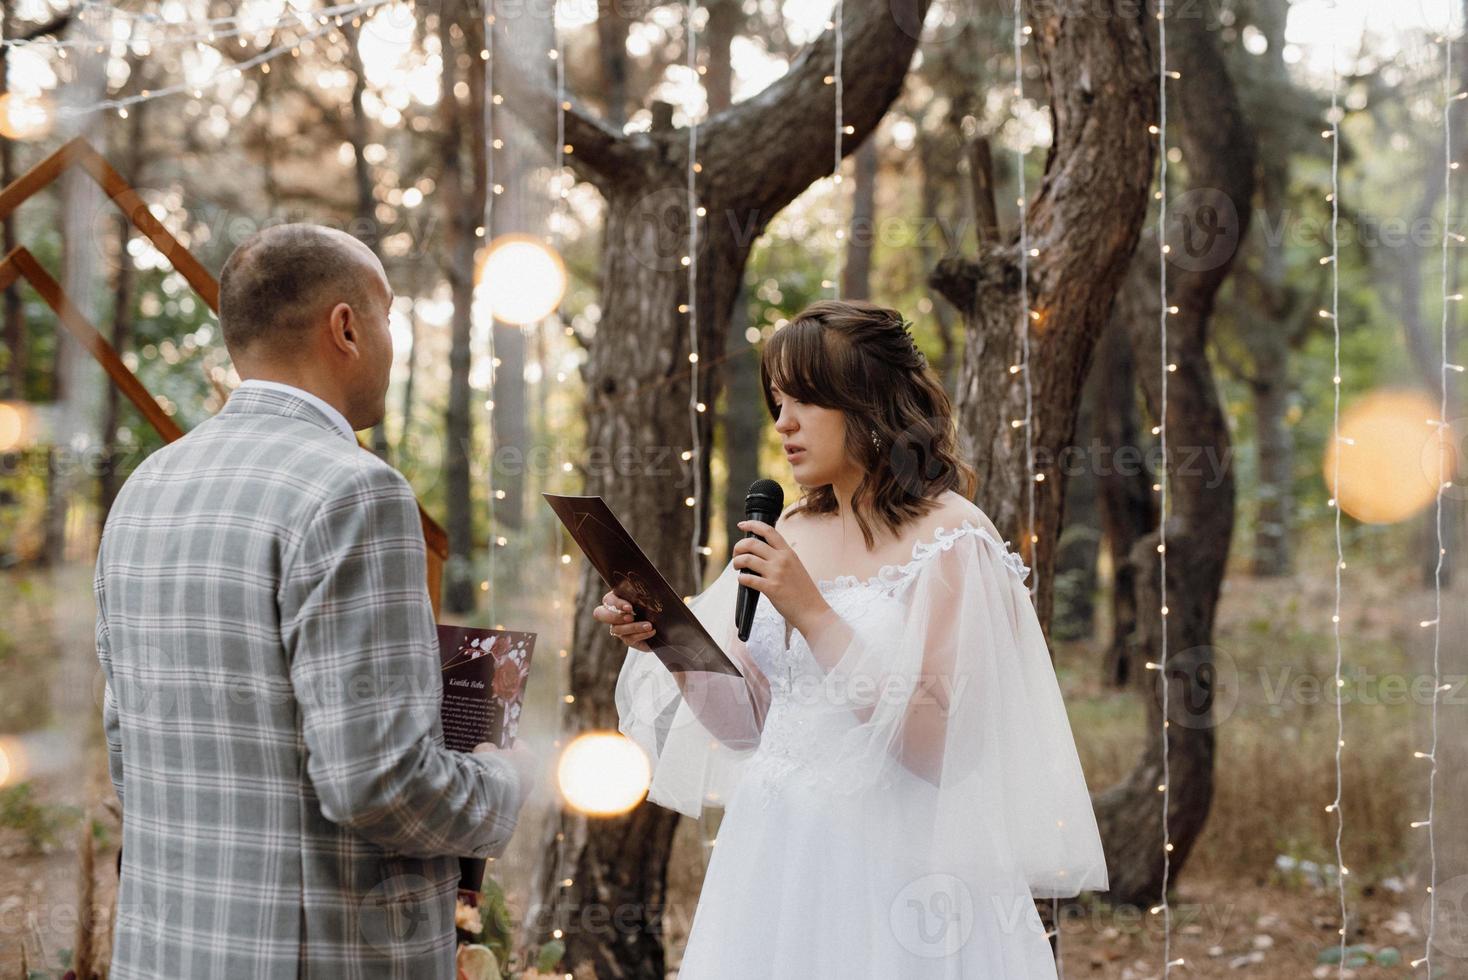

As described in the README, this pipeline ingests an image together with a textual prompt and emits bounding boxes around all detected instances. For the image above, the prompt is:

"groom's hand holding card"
[437,626,538,897]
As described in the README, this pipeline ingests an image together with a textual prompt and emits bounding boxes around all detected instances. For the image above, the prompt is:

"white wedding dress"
[615,506,1109,979]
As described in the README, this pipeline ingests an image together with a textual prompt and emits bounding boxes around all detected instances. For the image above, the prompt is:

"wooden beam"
[0,138,451,613]
[1,246,185,442]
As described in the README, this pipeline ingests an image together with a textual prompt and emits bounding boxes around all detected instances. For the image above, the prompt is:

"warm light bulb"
[0,93,55,141]
[475,234,568,325]
[557,732,651,817]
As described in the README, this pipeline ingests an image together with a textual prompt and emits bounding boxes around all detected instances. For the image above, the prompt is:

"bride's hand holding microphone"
[731,520,834,637]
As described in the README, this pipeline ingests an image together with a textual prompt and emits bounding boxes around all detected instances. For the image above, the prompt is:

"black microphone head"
[745,479,784,520]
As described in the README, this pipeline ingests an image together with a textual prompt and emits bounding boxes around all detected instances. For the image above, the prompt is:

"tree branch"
[698,0,930,214]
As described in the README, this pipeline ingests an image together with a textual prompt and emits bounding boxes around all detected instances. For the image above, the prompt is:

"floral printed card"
[436,625,535,897]
[437,625,535,753]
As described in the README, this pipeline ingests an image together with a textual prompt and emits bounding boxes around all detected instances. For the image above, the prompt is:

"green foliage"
[535,939,566,973]
[0,782,81,852]
[455,874,519,979]
[1316,942,1401,968]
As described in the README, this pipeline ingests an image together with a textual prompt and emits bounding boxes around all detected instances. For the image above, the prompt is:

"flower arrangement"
[454,876,565,980]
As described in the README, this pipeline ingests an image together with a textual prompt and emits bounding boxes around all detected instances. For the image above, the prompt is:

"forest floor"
[3,525,1466,977]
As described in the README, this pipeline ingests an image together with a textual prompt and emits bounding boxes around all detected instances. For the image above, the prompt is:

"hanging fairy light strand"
[1010,3,1038,603]
[1411,3,1466,972]
[1144,0,1183,975]
[44,5,397,119]
[684,0,706,588]
[1007,0,1056,963]
[546,7,577,952]
[1318,7,1351,975]
[680,0,725,882]
[829,0,845,298]
[4,0,397,51]
[480,0,499,631]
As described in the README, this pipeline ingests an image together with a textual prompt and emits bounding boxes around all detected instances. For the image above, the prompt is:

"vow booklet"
[543,492,742,677]
[436,625,535,896]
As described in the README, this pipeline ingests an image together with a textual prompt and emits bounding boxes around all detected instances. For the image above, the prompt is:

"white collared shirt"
[236,379,358,442]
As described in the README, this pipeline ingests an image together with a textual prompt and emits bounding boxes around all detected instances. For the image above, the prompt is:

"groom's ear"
[327,302,361,358]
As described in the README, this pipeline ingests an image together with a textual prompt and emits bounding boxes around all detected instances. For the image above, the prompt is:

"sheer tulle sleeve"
[614,558,770,818]
[796,521,1110,899]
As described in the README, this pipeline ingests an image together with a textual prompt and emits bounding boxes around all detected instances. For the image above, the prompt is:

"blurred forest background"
[1,0,1467,977]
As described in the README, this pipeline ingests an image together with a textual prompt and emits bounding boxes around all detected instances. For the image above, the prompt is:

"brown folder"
[544,493,742,677]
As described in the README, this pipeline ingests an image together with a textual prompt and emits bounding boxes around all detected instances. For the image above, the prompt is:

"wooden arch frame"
[0,137,449,613]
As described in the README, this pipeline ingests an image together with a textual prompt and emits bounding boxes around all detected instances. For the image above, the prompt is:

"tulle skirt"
[674,751,1062,979]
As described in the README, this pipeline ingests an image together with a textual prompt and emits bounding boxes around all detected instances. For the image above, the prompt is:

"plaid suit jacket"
[94,385,522,979]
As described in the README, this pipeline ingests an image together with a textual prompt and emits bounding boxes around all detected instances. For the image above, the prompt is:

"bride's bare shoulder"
[923,490,1001,541]
[775,496,814,531]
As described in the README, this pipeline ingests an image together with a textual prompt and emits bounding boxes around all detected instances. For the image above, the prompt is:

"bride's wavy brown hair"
[759,299,977,549]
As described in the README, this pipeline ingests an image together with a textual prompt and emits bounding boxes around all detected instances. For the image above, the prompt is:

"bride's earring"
[869,427,882,451]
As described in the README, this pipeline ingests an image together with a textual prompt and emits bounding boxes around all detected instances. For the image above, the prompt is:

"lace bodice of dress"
[739,518,1031,808]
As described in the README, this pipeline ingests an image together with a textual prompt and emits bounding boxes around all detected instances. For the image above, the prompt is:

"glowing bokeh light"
[0,402,27,451]
[556,731,651,817]
[0,738,24,788]
[1323,388,1458,524]
[0,93,55,141]
[475,235,567,326]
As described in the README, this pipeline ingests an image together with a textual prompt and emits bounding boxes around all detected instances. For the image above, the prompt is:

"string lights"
[680,0,723,881]
[1410,3,1466,972]
[1142,0,1184,975]
[829,0,845,298]
[28,1,399,120]
[1319,6,1350,975]
[685,0,706,579]
[546,6,576,954]
[1006,0,1055,964]
[1,0,395,49]
[481,0,499,630]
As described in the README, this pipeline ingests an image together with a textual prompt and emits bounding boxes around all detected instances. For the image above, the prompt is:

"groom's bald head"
[218,223,396,431]
[219,223,386,358]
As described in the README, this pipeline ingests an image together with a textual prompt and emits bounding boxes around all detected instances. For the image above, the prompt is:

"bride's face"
[771,385,857,486]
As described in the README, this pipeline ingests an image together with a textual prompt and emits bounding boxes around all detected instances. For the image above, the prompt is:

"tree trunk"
[930,0,1158,629]
[1054,356,1102,643]
[344,20,392,460]
[916,132,960,392]
[440,0,484,614]
[487,48,533,532]
[722,285,760,556]
[1238,0,1297,577]
[1092,310,1153,689]
[706,0,759,561]
[99,95,147,532]
[596,0,631,127]
[497,0,936,970]
[1091,1,1254,906]
[842,138,877,299]
[1,2,24,399]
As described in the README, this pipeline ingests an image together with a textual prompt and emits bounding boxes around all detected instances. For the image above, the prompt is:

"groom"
[94,223,535,979]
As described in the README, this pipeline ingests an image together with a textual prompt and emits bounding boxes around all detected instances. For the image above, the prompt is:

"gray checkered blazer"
[94,385,522,979]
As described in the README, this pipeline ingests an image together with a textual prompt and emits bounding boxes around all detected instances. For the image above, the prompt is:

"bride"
[594,299,1109,977]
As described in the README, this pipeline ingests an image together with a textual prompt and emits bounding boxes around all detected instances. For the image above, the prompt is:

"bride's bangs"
[759,317,846,420]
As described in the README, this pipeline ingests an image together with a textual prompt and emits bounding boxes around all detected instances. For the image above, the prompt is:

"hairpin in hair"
[898,318,926,365]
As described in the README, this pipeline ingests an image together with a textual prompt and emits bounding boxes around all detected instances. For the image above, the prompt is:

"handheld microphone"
[735,478,785,642]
